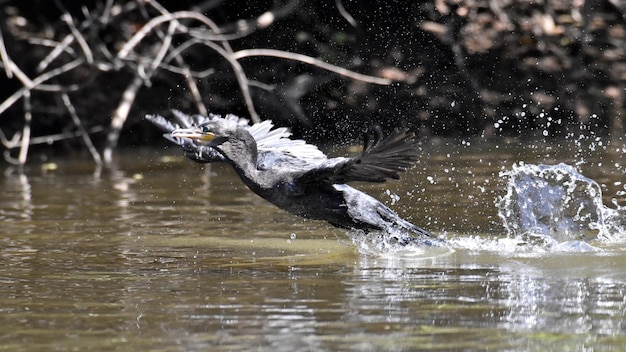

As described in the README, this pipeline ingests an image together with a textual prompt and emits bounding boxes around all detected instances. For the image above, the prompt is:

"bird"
[146,111,442,247]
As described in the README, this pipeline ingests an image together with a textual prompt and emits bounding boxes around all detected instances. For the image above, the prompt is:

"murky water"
[1,138,625,351]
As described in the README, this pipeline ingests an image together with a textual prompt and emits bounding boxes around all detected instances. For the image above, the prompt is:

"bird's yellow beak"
[171,128,215,145]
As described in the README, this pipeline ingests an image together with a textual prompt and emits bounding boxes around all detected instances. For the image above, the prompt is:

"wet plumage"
[147,111,441,246]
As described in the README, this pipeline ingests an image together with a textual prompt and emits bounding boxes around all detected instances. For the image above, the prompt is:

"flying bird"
[147,111,441,246]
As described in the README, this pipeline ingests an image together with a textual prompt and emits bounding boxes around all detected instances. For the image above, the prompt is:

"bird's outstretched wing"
[146,111,327,166]
[299,126,421,184]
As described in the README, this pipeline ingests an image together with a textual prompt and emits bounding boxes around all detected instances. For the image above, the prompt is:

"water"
[1,138,625,351]
[497,162,625,248]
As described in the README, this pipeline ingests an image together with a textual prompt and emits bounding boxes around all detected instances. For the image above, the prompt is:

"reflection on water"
[0,140,625,351]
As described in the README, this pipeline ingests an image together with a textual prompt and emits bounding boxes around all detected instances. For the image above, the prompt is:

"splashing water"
[351,162,625,256]
[347,228,454,258]
[497,163,626,248]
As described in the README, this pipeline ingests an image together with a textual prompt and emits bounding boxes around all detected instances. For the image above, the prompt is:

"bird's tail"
[369,200,445,247]
[379,209,445,247]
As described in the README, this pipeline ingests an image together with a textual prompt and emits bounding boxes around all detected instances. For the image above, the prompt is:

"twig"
[0,28,14,78]
[154,60,215,78]
[117,11,235,61]
[232,49,392,85]
[28,126,104,145]
[61,13,93,64]
[143,20,177,83]
[1,37,80,92]
[161,37,258,121]
[17,91,31,167]
[0,58,84,117]
[2,124,104,166]
[3,150,18,165]
[195,39,260,122]
[103,73,144,164]
[335,0,358,28]
[99,0,115,25]
[143,0,234,52]
[0,51,74,92]
[61,93,103,167]
[172,55,207,115]
[0,127,21,148]
[139,1,208,113]
[37,34,75,73]
[0,29,35,88]
[28,37,77,56]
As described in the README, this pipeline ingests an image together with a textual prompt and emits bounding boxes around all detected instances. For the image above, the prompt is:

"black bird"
[147,111,441,246]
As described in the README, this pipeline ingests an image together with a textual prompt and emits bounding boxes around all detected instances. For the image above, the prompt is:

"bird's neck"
[216,137,270,189]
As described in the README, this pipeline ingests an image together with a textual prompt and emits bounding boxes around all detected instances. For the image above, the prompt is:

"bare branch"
[37,34,76,73]
[0,128,21,148]
[27,37,77,56]
[143,0,234,53]
[103,74,144,164]
[173,55,207,115]
[232,49,392,85]
[161,37,258,121]
[144,20,177,83]
[0,58,84,117]
[3,37,82,92]
[61,93,103,167]
[117,10,235,60]
[0,28,14,78]
[3,150,19,165]
[17,91,31,167]
[196,39,260,122]
[335,0,358,28]
[28,126,105,145]
[61,13,94,64]
[153,60,215,78]
[0,29,35,88]
[137,1,209,113]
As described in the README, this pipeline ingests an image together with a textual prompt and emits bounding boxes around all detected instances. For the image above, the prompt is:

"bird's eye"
[201,126,210,133]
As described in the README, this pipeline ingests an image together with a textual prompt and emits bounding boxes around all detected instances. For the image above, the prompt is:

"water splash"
[497,163,626,248]
[347,228,454,258]
[350,162,625,256]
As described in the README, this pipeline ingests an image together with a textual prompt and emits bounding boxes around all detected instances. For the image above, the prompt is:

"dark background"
[0,0,624,162]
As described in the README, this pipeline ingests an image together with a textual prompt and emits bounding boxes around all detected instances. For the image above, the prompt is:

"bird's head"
[171,117,258,167]
[171,118,240,146]
[170,125,218,146]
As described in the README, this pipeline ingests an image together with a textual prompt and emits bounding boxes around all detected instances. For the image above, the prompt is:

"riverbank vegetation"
[1,0,624,168]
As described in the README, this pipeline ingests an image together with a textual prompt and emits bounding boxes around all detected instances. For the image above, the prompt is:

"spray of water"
[497,163,625,248]
[350,162,625,256]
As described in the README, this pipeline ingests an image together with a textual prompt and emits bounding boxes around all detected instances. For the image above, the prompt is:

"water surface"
[1,138,625,351]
